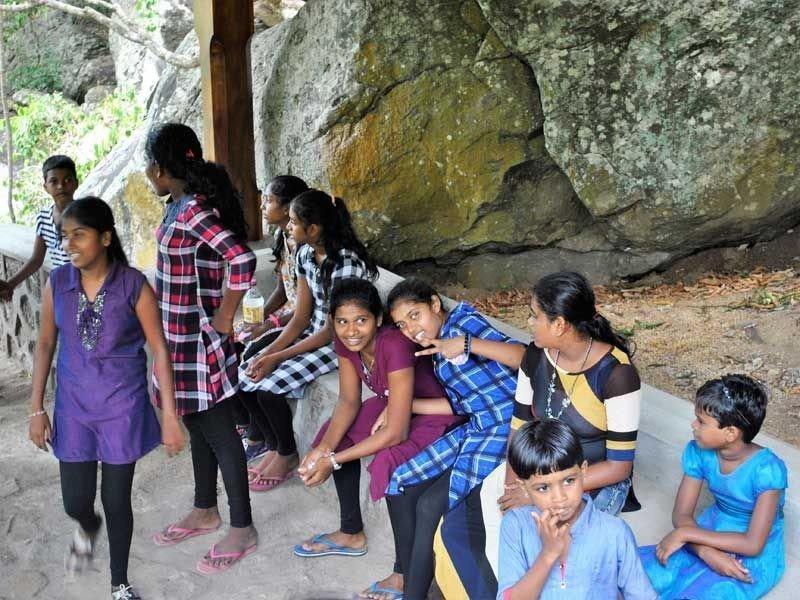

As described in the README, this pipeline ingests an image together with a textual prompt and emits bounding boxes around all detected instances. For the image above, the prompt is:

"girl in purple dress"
[294,278,461,562]
[28,197,184,600]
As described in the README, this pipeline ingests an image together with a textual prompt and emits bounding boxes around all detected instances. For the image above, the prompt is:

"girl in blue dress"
[639,374,788,599]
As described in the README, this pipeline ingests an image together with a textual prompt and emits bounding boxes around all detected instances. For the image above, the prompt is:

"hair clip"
[722,384,733,401]
[186,148,195,159]
[330,192,337,207]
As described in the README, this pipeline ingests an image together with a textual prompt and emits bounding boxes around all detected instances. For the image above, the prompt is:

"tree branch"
[0,0,198,69]
[0,11,17,223]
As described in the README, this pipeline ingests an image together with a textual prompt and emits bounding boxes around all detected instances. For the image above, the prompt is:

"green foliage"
[1,1,43,39]
[134,0,159,32]
[1,88,144,224]
[7,54,62,93]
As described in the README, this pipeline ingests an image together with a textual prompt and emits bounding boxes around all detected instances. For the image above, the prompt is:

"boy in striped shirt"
[0,155,77,301]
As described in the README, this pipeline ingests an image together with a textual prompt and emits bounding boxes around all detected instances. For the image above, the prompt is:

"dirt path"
[0,371,396,600]
[446,267,800,447]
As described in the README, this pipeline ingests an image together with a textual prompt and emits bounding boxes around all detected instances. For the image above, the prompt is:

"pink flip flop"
[247,467,262,484]
[196,542,257,574]
[248,470,294,493]
[152,523,221,546]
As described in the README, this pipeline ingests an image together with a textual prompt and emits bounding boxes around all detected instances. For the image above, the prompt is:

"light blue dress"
[640,440,788,599]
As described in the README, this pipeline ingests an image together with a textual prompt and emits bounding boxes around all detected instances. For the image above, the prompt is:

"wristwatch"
[328,451,342,470]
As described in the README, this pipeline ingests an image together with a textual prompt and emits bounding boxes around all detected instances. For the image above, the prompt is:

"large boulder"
[476,0,800,253]
[252,0,586,264]
[6,8,115,102]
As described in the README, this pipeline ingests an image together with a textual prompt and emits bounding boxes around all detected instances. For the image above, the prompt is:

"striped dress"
[435,343,642,599]
[35,205,69,266]
[153,194,256,416]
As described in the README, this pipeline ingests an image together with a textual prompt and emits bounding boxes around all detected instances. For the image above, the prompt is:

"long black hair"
[290,189,378,296]
[61,196,128,266]
[145,123,247,240]
[330,278,384,321]
[533,271,632,356]
[695,374,768,443]
[267,175,308,268]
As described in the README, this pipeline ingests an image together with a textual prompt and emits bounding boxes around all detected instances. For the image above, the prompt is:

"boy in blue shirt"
[497,419,656,600]
[0,155,77,301]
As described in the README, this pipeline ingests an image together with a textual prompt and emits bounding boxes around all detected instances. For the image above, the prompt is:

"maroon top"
[315,325,461,500]
[334,325,445,400]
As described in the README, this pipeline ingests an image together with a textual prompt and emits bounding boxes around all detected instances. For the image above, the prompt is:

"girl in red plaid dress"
[144,123,258,574]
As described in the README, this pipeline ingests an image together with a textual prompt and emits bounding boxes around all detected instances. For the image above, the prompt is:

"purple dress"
[50,261,161,464]
[313,326,463,500]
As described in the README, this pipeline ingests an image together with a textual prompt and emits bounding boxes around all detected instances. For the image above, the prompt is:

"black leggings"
[386,469,452,599]
[60,461,136,586]
[240,389,297,456]
[182,401,253,527]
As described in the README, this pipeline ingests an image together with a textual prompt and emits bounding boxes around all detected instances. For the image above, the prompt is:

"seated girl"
[294,278,461,559]
[639,374,788,599]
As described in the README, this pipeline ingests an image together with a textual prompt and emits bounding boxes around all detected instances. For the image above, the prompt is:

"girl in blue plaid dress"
[239,190,377,491]
[358,278,524,600]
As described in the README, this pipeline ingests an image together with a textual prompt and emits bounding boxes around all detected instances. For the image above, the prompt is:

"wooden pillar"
[194,0,261,240]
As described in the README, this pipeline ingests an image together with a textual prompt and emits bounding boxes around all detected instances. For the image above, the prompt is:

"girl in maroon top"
[295,278,462,562]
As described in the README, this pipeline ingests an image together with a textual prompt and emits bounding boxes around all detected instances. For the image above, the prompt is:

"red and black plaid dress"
[153,194,256,416]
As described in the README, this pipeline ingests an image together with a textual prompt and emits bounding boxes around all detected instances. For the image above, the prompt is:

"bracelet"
[29,410,46,418]
[267,313,281,329]
[328,451,342,471]
[463,333,472,356]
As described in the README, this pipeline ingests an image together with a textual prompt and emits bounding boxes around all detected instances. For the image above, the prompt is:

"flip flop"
[249,470,293,493]
[152,522,221,547]
[196,542,257,575]
[247,467,262,483]
[361,581,404,599]
[293,533,368,558]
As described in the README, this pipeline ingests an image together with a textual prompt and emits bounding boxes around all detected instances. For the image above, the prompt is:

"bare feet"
[201,524,258,569]
[359,572,404,599]
[300,530,367,553]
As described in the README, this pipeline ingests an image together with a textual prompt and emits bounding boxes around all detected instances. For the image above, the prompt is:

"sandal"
[196,542,257,574]
[249,470,293,493]
[361,581,404,600]
[152,522,221,546]
[293,533,368,557]
[64,519,102,577]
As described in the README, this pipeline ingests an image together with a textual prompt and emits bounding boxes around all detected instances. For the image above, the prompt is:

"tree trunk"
[0,11,16,224]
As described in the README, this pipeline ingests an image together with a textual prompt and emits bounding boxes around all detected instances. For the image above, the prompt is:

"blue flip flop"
[363,581,404,599]
[293,533,368,558]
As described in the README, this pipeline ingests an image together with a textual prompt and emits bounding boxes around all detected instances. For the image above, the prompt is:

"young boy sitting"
[497,419,656,600]
[0,155,77,301]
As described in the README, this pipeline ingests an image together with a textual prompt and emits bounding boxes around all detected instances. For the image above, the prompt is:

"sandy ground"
[0,370,400,600]
[445,267,800,447]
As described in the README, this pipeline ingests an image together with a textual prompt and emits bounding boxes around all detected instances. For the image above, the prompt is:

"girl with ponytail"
[501,270,641,516]
[145,123,259,574]
[239,189,377,492]
[29,196,184,599]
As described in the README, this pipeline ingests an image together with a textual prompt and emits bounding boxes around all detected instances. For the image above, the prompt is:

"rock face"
[84,0,800,287]
[78,32,202,268]
[477,0,800,254]
[253,0,586,267]
[6,8,115,102]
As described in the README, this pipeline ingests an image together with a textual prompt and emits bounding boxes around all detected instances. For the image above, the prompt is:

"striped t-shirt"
[35,205,69,267]
[512,344,641,464]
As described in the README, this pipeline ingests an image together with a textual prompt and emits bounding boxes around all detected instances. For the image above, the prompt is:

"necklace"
[360,352,376,390]
[545,338,593,420]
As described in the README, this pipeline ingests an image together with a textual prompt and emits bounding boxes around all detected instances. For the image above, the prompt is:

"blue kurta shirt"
[387,302,520,507]
[497,495,657,599]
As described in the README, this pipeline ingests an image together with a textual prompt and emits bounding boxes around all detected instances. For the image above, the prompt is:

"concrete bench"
[250,253,798,598]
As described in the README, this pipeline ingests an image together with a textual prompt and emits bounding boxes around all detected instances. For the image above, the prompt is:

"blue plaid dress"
[387,302,520,508]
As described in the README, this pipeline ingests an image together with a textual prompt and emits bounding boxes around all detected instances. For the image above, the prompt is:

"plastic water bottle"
[242,285,265,325]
